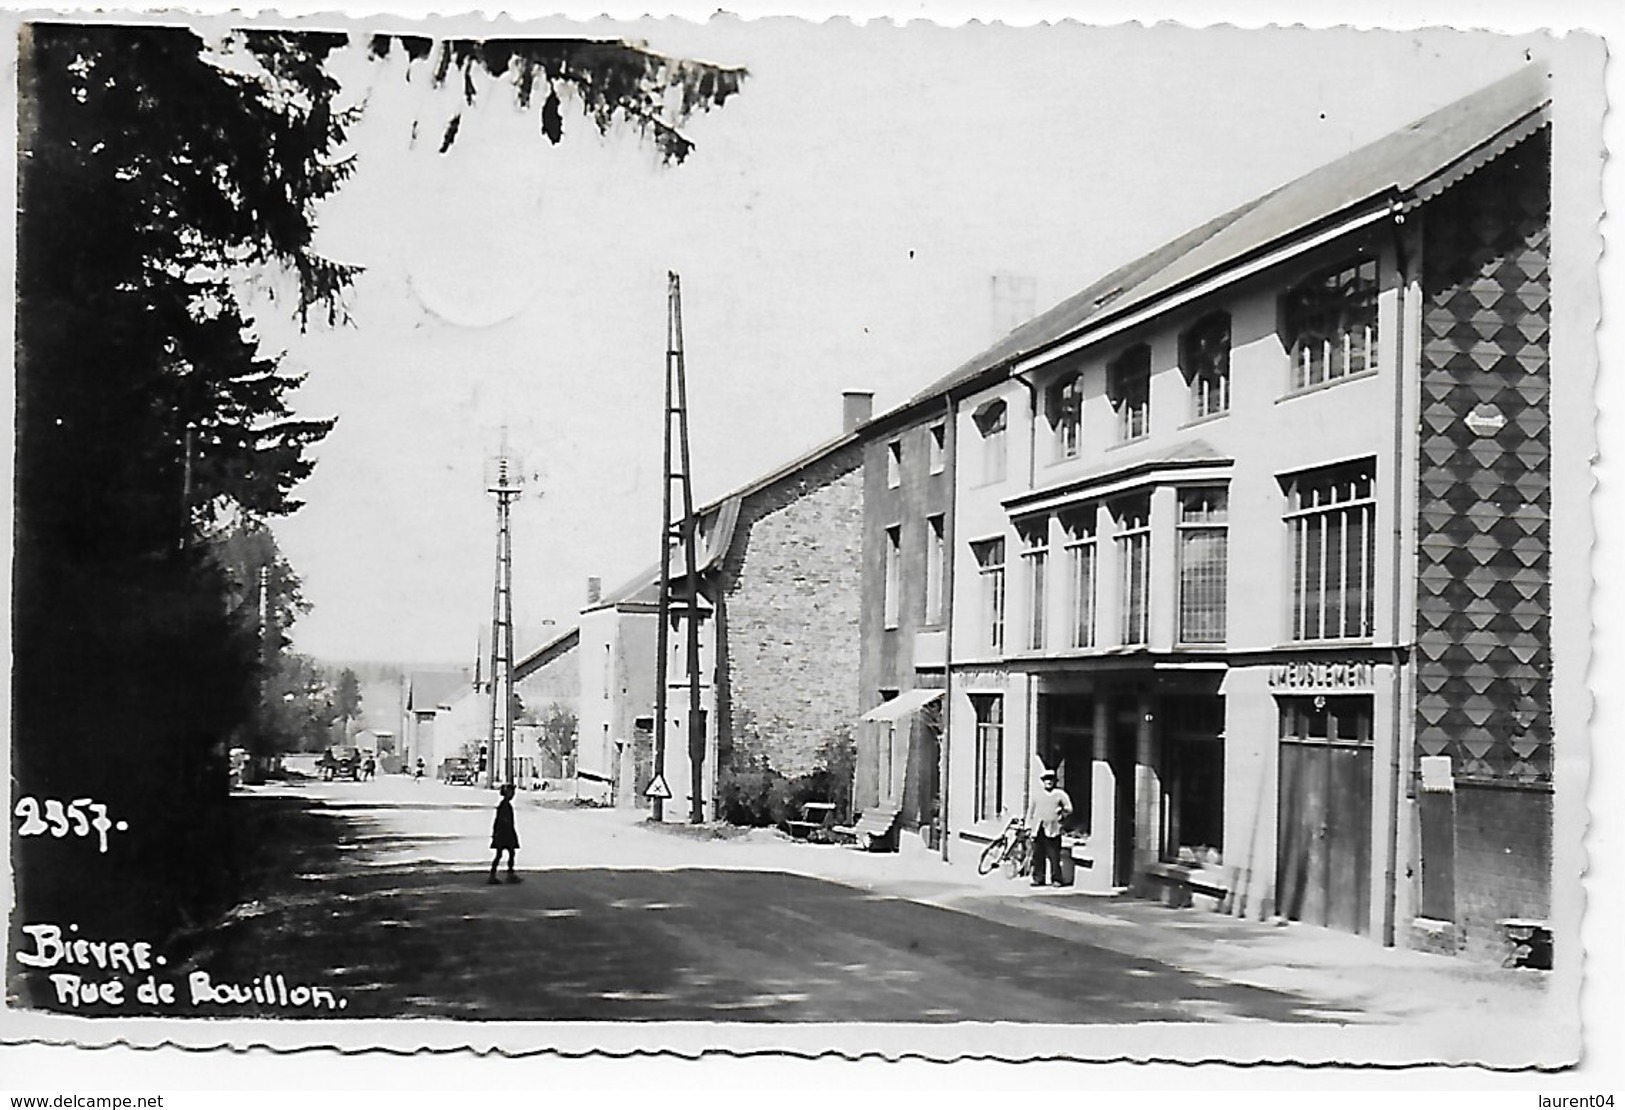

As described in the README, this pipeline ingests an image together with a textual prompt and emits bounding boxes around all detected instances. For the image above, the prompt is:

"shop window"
[925,514,946,626]
[973,400,1008,485]
[1020,520,1048,651]
[1045,371,1084,461]
[1108,344,1151,442]
[971,537,1006,654]
[1162,696,1225,865]
[1113,496,1151,646]
[1062,508,1097,649]
[883,525,902,629]
[1283,460,1376,641]
[1177,487,1228,644]
[1281,258,1379,392]
[972,694,1005,821]
[1181,311,1231,420]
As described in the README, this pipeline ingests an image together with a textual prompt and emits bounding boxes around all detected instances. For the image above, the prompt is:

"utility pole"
[484,436,524,789]
[654,273,705,823]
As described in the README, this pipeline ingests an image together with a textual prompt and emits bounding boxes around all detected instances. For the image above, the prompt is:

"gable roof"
[406,669,468,713]
[513,626,580,681]
[893,66,1550,415]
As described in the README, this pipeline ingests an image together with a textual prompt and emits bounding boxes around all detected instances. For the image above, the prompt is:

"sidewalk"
[609,802,1563,1034]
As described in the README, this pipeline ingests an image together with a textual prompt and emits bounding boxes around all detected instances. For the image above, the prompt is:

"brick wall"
[718,444,864,780]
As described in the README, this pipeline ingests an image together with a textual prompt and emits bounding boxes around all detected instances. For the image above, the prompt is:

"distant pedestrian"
[1026,769,1073,887]
[488,783,521,885]
[362,756,376,781]
[414,758,425,781]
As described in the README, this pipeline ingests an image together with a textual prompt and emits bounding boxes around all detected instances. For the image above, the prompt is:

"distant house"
[401,669,471,774]
[572,570,662,806]
[562,394,869,822]
[355,728,396,769]
[515,624,582,780]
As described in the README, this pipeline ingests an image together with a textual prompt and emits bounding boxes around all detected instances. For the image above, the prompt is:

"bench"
[837,806,901,852]
[787,801,840,843]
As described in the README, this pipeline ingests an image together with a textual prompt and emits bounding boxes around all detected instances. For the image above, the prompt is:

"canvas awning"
[860,688,944,723]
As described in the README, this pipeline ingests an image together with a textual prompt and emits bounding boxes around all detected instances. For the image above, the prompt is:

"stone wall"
[718,443,864,781]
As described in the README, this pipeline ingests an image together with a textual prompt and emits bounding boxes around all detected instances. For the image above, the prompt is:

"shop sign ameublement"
[1267,660,1375,692]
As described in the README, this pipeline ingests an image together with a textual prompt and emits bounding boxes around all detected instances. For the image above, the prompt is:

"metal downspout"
[1013,370,1040,821]
[1385,210,1421,948]
[939,392,957,864]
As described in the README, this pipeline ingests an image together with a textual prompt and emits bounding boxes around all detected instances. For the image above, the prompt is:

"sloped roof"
[406,669,468,712]
[898,66,1550,411]
[513,626,580,681]
[1005,438,1230,516]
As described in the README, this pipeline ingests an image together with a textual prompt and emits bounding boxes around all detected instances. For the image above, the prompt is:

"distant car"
[321,746,361,781]
[439,758,476,785]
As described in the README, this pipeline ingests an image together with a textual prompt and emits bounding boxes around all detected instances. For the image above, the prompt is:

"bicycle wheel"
[977,835,1007,875]
[1008,835,1032,879]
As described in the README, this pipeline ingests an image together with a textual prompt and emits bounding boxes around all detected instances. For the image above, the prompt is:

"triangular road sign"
[644,774,672,800]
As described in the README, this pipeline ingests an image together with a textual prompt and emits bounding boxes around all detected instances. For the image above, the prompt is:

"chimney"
[842,390,874,434]
[586,576,602,606]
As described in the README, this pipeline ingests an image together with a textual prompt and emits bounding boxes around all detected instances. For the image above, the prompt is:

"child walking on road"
[488,783,521,885]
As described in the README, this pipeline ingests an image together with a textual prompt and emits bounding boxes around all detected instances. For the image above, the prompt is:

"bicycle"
[976,818,1033,878]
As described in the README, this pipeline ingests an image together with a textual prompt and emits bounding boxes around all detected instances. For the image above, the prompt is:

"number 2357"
[14,797,127,853]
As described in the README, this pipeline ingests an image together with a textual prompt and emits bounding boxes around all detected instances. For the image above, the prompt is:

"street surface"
[145,773,1550,1027]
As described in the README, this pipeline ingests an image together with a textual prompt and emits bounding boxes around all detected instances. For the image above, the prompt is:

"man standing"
[1026,768,1073,887]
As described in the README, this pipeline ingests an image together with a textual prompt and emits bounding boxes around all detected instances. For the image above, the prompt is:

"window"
[1177,487,1228,644]
[972,694,1005,821]
[1046,372,1084,460]
[1279,696,1373,746]
[972,537,1006,654]
[1114,496,1150,646]
[1281,258,1379,391]
[1182,312,1231,420]
[1284,460,1376,641]
[1020,521,1049,651]
[886,440,902,488]
[928,423,947,474]
[1162,695,1225,864]
[1108,344,1151,442]
[883,525,902,629]
[602,643,612,700]
[973,400,1008,485]
[925,515,946,625]
[1062,509,1097,649]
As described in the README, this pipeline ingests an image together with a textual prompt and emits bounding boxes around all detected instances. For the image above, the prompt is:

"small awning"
[860,688,945,723]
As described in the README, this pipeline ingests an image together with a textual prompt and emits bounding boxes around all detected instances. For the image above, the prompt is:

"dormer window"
[1045,372,1084,461]
[973,399,1008,485]
[1107,344,1151,442]
[1281,258,1379,392]
[1181,312,1231,420]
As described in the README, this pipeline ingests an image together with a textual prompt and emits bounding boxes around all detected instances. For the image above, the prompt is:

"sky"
[249,17,1551,666]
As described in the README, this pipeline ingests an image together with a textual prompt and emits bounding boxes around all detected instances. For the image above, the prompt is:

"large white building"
[914,68,1563,959]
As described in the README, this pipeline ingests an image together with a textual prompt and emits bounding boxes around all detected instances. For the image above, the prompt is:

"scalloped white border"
[0,0,1616,1091]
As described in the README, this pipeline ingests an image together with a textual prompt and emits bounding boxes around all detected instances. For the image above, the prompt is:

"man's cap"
[1040,769,1057,781]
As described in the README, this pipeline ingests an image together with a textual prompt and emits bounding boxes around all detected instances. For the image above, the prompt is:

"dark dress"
[491,798,519,851]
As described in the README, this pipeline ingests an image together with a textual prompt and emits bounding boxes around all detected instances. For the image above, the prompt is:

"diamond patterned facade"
[1415,128,1552,786]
